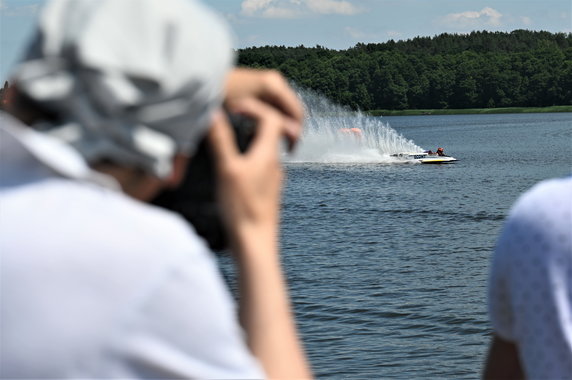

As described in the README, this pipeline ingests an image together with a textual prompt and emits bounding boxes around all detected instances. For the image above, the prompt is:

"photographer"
[0,0,311,378]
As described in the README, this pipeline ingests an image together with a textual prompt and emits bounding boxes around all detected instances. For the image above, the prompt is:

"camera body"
[151,113,256,251]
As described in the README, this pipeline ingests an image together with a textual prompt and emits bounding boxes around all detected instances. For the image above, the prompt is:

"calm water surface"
[224,113,572,379]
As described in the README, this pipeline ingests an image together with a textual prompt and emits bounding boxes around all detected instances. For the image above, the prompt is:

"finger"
[260,72,304,152]
[261,71,305,125]
[224,69,304,152]
[283,117,302,152]
[207,110,239,167]
[226,69,304,122]
[228,98,285,160]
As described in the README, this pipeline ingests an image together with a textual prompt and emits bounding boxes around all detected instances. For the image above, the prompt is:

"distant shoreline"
[367,105,572,116]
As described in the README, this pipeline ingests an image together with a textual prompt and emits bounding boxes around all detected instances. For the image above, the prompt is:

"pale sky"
[1,0,571,80]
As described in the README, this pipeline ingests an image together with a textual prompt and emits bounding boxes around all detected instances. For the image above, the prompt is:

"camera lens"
[151,112,256,251]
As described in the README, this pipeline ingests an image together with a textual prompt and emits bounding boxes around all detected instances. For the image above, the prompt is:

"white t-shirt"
[0,115,264,379]
[489,175,572,379]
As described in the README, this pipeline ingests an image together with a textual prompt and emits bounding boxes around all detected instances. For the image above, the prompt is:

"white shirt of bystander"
[489,175,572,378]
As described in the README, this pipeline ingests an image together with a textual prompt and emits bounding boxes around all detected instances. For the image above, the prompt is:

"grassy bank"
[367,105,572,116]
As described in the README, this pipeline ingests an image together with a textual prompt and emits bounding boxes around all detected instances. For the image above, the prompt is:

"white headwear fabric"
[11,0,234,178]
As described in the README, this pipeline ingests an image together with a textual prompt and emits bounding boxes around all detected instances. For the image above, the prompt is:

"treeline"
[238,30,572,110]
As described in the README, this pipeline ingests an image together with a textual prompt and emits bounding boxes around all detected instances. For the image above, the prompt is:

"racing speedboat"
[390,152,457,164]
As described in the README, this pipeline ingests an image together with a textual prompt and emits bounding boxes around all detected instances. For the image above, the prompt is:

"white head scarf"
[11,0,234,178]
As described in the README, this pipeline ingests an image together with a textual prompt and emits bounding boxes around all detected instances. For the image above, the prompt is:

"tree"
[237,31,572,110]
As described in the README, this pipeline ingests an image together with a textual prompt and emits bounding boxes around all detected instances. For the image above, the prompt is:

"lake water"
[222,112,572,379]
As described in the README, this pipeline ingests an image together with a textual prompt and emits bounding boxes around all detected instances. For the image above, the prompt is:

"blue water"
[223,112,572,379]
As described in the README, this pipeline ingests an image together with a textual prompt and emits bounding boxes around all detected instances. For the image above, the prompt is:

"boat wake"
[286,88,423,164]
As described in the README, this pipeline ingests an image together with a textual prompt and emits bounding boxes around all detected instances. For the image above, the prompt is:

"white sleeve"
[109,249,265,379]
[488,177,572,378]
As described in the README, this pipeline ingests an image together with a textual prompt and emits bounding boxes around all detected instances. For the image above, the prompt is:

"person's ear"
[165,153,189,188]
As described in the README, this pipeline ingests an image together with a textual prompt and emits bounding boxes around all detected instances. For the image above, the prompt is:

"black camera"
[151,112,256,251]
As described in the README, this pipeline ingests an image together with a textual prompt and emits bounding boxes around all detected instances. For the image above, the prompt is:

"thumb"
[207,110,239,167]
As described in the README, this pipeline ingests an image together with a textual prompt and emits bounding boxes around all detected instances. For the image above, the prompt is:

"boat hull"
[419,156,457,164]
[390,152,457,164]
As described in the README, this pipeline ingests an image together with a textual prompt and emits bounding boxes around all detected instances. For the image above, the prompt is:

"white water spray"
[287,88,423,163]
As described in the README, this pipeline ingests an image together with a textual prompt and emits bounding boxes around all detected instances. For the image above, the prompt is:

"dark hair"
[6,86,62,126]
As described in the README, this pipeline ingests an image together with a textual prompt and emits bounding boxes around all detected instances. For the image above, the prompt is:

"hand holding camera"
[224,68,303,152]
[208,99,291,251]
[152,69,304,250]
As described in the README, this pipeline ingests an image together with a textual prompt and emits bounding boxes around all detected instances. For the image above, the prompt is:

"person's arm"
[483,334,524,380]
[208,99,312,379]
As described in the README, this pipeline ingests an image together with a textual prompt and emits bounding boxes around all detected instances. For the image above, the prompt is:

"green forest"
[237,30,572,111]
